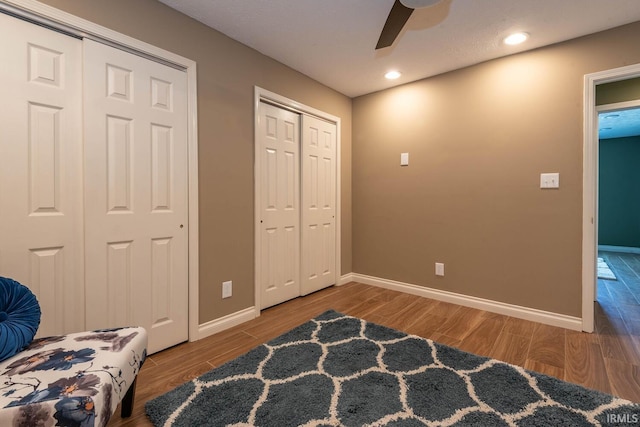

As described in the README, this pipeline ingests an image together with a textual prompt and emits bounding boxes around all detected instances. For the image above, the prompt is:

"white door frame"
[254,87,341,315]
[0,0,200,341]
[582,63,640,332]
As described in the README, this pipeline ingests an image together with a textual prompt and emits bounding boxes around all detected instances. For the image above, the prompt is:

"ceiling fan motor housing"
[400,0,442,9]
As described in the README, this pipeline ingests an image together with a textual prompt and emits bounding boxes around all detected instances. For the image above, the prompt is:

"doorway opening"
[583,64,640,332]
[595,103,640,329]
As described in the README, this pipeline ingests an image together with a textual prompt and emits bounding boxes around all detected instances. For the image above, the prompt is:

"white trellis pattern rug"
[146,310,639,426]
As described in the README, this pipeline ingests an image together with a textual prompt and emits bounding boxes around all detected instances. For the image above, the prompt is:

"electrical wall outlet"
[435,262,445,276]
[222,280,232,299]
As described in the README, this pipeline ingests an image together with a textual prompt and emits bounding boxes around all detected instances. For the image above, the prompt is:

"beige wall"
[352,21,640,317]
[38,0,352,323]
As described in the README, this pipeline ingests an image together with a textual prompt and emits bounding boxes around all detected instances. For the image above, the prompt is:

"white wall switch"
[540,173,560,189]
[222,280,233,299]
[400,152,409,166]
[435,262,445,276]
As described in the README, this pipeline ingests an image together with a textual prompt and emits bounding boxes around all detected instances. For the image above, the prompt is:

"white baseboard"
[350,273,583,331]
[196,306,257,341]
[195,273,583,342]
[338,273,354,286]
[598,245,640,254]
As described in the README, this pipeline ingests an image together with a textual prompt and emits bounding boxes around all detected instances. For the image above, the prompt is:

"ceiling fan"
[376,0,444,49]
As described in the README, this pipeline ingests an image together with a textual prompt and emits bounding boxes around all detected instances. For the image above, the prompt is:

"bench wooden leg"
[120,377,137,418]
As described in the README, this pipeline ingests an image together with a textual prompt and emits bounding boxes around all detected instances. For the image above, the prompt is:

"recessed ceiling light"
[600,127,612,131]
[385,70,401,80]
[604,114,620,119]
[504,32,529,46]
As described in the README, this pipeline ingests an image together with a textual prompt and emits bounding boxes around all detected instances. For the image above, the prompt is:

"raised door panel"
[151,125,172,211]
[0,13,84,335]
[106,116,134,212]
[83,39,188,354]
[28,247,64,337]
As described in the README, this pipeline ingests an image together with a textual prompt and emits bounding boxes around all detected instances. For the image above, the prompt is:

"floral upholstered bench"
[0,327,147,426]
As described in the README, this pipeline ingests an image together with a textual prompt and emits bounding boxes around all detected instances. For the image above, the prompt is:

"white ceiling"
[599,108,640,140]
[158,0,640,139]
[158,0,640,98]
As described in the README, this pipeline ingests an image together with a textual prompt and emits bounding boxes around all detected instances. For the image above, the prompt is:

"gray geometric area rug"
[145,310,640,426]
[597,257,617,280]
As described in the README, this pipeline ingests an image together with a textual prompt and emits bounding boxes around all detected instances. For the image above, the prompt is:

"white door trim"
[254,87,341,315]
[582,63,640,332]
[1,0,200,342]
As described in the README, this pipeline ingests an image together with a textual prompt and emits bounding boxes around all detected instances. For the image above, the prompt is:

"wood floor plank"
[502,316,537,338]
[436,306,486,341]
[380,299,423,331]
[133,361,214,405]
[404,297,441,321]
[527,323,565,369]
[150,330,255,366]
[430,332,462,348]
[489,332,530,366]
[371,288,405,302]
[344,297,387,318]
[368,292,420,318]
[596,315,639,363]
[605,358,640,402]
[422,299,461,319]
[565,331,611,394]
[595,300,622,319]
[596,280,613,300]
[524,359,564,380]
[403,312,445,338]
[621,317,640,336]
[607,282,640,306]
[359,312,387,326]
[248,314,314,340]
[619,304,640,323]
[340,285,386,306]
[457,315,506,358]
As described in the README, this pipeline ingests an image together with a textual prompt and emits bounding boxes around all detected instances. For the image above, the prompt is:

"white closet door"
[301,115,337,295]
[83,39,189,354]
[258,102,301,309]
[0,13,85,336]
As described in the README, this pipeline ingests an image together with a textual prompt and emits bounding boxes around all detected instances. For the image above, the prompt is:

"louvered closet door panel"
[0,12,84,336]
[301,115,337,295]
[83,39,189,354]
[258,102,301,309]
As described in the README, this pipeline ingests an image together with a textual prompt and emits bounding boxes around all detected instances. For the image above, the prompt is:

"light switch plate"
[222,280,232,299]
[435,262,444,276]
[400,152,409,166]
[540,173,559,189]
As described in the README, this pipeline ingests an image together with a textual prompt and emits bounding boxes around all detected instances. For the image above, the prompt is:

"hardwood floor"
[109,259,640,425]
[596,251,640,399]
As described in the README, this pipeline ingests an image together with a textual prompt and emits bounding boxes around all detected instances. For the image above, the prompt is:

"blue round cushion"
[0,277,41,362]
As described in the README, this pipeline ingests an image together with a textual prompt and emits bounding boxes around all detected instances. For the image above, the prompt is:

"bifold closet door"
[301,115,337,295]
[83,39,189,354]
[257,102,301,309]
[0,12,85,336]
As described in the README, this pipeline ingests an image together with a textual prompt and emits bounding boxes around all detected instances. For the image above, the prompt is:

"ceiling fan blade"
[376,0,414,50]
